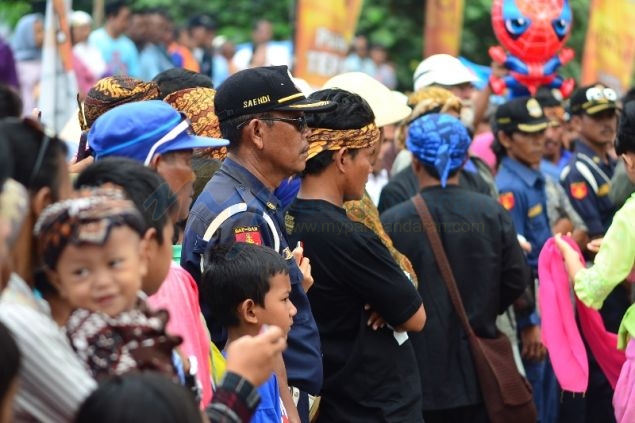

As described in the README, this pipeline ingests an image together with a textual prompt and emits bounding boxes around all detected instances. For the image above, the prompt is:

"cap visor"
[275,98,336,113]
[160,134,229,154]
[586,103,616,115]
[517,121,549,133]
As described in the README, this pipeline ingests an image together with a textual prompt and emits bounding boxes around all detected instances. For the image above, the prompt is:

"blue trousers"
[523,356,559,423]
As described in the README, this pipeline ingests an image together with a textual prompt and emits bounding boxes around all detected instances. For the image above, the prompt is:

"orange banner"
[424,0,464,57]
[581,0,635,95]
[293,0,364,88]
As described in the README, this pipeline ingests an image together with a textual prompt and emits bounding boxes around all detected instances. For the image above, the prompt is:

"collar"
[502,157,544,188]
[574,141,610,166]
[221,158,282,212]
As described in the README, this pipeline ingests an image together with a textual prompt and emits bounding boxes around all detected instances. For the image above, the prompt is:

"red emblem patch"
[498,192,515,210]
[234,226,263,245]
[570,182,588,200]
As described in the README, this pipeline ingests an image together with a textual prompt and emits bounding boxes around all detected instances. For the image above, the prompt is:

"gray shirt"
[0,274,96,423]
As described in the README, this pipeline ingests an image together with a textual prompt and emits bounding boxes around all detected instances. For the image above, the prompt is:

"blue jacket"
[560,142,616,237]
[182,158,323,394]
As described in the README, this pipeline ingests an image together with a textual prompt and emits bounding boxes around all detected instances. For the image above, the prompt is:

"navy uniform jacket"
[496,157,551,270]
[560,141,616,238]
[182,158,323,394]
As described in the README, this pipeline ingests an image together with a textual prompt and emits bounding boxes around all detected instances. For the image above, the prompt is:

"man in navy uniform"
[560,83,618,241]
[494,97,557,423]
[181,65,334,423]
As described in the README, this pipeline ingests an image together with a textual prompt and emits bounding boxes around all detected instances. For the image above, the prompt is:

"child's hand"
[364,304,386,330]
[292,243,313,292]
[554,233,574,255]
[226,325,287,388]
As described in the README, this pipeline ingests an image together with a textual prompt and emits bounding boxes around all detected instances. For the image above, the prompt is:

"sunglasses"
[236,115,307,132]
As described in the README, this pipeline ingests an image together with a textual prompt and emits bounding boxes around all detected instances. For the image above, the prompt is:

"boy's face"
[51,226,147,317]
[499,129,546,168]
[255,273,296,336]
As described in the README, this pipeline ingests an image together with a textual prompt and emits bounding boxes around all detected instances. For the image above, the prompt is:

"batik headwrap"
[306,123,380,160]
[79,76,160,130]
[163,87,227,160]
[34,190,146,270]
[407,113,471,187]
[395,87,462,150]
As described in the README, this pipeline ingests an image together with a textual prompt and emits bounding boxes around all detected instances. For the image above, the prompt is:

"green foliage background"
[0,0,594,90]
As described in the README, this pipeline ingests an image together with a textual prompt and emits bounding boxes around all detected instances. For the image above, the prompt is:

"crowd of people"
[1,2,635,423]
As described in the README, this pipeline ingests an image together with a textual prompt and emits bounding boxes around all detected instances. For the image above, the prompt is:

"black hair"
[75,158,178,245]
[105,0,128,19]
[74,372,202,423]
[219,113,272,152]
[417,161,461,181]
[621,87,635,106]
[303,88,374,176]
[616,100,635,155]
[202,243,288,327]
[152,68,213,98]
[0,84,23,118]
[0,118,68,198]
[0,322,20,402]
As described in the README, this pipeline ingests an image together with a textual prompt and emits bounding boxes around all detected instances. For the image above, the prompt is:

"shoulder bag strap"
[410,194,475,337]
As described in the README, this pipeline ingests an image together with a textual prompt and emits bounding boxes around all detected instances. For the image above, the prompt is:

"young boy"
[202,242,296,423]
[35,190,181,381]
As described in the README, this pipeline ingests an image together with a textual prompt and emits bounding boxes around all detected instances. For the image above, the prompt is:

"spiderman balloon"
[489,0,576,98]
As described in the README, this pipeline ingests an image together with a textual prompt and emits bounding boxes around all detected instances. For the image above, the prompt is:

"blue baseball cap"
[89,100,229,165]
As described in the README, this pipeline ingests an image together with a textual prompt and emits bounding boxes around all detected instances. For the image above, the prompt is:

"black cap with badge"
[214,65,335,122]
[495,97,550,133]
[568,83,617,116]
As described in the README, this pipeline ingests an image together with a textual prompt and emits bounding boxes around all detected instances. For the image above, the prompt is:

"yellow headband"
[306,123,380,160]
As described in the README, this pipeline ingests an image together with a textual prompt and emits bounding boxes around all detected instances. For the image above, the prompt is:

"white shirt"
[366,169,389,206]
[0,274,96,423]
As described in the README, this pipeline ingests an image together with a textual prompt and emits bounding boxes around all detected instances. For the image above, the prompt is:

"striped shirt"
[0,274,96,423]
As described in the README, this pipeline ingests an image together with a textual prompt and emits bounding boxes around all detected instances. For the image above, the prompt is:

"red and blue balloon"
[489,0,575,98]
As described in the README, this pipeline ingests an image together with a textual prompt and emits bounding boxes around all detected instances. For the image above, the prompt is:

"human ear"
[569,115,582,133]
[31,186,53,218]
[334,148,348,173]
[238,299,259,325]
[137,237,149,278]
[497,130,513,150]
[250,120,265,150]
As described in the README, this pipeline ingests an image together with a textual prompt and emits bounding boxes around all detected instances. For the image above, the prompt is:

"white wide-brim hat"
[322,72,411,127]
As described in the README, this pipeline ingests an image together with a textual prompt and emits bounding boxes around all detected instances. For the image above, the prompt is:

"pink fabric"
[539,236,626,391]
[613,339,635,423]
[469,131,497,173]
[538,237,588,392]
[148,263,212,407]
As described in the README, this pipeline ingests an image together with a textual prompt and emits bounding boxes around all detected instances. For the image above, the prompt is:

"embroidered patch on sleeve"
[597,183,610,197]
[570,182,588,200]
[234,226,263,245]
[498,192,515,210]
[527,203,543,218]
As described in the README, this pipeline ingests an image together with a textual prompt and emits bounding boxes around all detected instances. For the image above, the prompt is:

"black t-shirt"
[380,186,529,410]
[286,199,424,423]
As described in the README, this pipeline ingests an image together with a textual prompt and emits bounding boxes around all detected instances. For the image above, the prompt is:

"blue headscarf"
[406,113,471,187]
[11,14,44,61]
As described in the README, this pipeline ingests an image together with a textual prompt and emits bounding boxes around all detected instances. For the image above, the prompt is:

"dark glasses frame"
[236,115,307,132]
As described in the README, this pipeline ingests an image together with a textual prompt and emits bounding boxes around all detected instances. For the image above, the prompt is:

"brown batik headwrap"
[34,190,146,270]
[78,76,160,131]
[164,87,228,161]
[306,123,380,160]
[394,86,463,150]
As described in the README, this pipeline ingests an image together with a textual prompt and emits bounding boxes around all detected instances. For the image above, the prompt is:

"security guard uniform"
[560,141,616,238]
[182,158,323,397]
